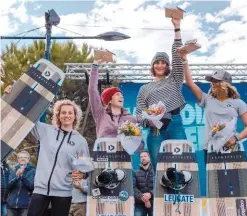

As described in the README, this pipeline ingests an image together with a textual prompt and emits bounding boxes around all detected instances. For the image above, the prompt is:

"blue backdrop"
[119,82,247,196]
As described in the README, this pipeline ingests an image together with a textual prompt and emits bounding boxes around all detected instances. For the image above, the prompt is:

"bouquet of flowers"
[211,124,226,136]
[142,101,166,135]
[118,121,143,155]
[208,118,237,153]
[118,121,141,137]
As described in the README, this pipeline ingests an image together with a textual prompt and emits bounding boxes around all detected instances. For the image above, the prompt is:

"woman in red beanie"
[88,60,137,138]
[88,58,142,189]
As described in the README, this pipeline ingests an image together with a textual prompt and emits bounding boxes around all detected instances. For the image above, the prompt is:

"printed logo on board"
[164,194,194,203]
[172,147,182,155]
[119,191,129,201]
[42,67,54,79]
[106,143,116,153]
[236,199,247,216]
[92,188,101,197]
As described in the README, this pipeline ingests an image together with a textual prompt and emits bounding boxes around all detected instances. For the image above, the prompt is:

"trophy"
[94,49,115,62]
[177,39,201,54]
[165,6,185,19]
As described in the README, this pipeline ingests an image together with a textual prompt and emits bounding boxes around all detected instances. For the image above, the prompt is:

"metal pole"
[40,12,52,123]
[1,36,100,40]
[44,13,52,60]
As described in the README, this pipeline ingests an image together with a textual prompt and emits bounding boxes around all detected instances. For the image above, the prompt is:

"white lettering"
[181,104,195,125]
[240,200,246,216]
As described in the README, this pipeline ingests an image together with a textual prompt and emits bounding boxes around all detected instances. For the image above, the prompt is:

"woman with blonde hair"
[4,86,92,216]
[177,50,247,158]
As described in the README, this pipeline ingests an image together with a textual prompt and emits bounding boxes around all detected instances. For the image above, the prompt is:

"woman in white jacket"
[4,86,93,216]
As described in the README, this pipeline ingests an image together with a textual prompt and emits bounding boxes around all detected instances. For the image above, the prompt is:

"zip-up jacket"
[31,122,91,197]
[133,164,154,207]
[1,161,10,203]
[7,163,35,209]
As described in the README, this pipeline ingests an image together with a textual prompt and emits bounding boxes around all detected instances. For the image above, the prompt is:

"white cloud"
[34,4,41,10]
[219,0,247,21]
[205,13,223,23]
[177,1,191,10]
[9,2,29,23]
[0,14,19,35]
[6,0,247,65]
[0,0,31,35]
[201,0,247,63]
[29,1,208,64]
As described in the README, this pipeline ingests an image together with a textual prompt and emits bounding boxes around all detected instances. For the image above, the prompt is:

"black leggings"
[27,193,72,216]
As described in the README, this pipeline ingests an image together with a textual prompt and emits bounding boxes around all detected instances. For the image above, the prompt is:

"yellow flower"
[134,128,141,136]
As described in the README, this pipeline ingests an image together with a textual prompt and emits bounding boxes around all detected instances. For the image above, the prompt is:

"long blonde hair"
[52,99,82,129]
[209,81,240,99]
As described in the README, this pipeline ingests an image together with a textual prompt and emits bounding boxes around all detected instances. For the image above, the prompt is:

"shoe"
[160,167,193,190]
[94,168,126,189]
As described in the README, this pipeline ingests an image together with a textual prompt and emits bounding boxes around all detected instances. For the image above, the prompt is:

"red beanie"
[101,87,122,105]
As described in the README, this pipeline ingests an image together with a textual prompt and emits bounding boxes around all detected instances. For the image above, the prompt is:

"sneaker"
[160,167,193,190]
[94,168,126,189]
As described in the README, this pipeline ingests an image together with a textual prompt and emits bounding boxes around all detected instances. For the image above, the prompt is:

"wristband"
[92,63,100,68]
[182,60,188,65]
[174,28,180,32]
[233,135,239,142]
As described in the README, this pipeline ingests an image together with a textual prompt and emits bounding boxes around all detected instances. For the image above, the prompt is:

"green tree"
[1,40,96,165]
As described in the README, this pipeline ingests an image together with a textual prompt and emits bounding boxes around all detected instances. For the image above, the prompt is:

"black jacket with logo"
[133,164,154,207]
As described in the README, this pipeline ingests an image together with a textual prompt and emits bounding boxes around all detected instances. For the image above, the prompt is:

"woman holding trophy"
[177,50,247,157]
[135,16,187,170]
[88,55,143,188]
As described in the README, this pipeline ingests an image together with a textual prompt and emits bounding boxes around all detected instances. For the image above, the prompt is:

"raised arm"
[178,51,203,103]
[88,63,104,121]
[170,18,184,85]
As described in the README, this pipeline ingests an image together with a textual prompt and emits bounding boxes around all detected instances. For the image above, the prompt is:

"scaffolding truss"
[65,63,247,83]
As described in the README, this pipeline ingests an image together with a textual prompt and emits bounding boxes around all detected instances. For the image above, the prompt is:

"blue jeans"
[1,203,7,216]
[134,205,153,216]
[147,114,187,170]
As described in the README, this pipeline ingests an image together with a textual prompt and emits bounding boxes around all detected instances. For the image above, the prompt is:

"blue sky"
[1,0,247,63]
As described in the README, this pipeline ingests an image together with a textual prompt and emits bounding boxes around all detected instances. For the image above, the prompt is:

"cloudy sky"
[1,0,247,64]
